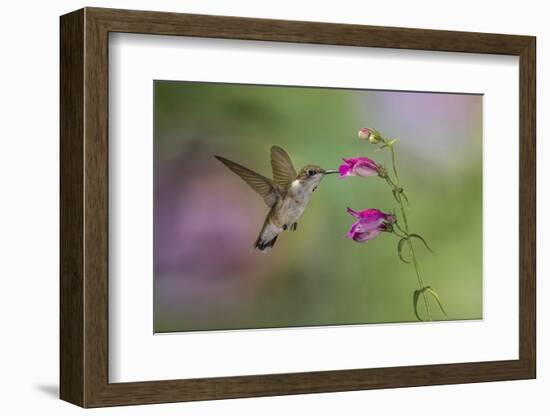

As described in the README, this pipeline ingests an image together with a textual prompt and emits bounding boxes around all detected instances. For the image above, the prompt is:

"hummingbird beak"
[323,169,339,175]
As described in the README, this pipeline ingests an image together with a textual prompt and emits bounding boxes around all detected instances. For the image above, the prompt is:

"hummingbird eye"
[307,169,316,176]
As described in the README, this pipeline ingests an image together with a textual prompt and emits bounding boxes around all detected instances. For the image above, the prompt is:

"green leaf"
[409,233,434,253]
[424,286,447,316]
[413,289,423,321]
[397,238,410,263]
[413,286,447,321]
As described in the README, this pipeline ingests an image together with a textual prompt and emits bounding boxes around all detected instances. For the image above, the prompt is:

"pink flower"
[338,157,379,178]
[345,208,396,243]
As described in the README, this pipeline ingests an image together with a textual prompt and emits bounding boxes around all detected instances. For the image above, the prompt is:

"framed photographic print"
[60,7,536,408]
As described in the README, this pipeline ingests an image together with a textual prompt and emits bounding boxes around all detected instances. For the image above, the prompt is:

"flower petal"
[354,208,382,220]
[346,220,362,238]
[352,228,382,243]
[338,163,352,177]
[353,161,379,177]
[346,207,361,218]
[344,157,377,167]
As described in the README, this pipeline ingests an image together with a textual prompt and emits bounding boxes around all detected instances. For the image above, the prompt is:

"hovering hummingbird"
[215,146,337,253]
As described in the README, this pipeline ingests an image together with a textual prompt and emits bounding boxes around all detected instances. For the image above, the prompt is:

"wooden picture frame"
[60,7,536,408]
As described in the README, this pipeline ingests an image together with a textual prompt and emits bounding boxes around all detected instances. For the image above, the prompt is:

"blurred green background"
[153,81,482,332]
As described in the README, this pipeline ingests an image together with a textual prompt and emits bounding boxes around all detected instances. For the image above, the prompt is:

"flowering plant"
[338,128,446,321]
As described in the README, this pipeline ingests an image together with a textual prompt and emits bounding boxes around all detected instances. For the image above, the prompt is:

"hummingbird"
[215,146,337,253]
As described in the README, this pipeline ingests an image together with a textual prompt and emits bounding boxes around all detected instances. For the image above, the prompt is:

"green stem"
[383,139,432,321]
[392,229,408,239]
[389,145,400,185]
[408,238,432,321]
[399,205,409,232]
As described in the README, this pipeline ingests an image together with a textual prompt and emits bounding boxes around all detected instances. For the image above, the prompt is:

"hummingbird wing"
[215,155,280,207]
[270,146,297,190]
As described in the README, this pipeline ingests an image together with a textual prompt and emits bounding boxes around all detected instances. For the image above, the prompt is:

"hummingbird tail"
[254,235,278,253]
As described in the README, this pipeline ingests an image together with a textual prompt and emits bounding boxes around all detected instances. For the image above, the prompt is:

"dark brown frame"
[60,7,536,408]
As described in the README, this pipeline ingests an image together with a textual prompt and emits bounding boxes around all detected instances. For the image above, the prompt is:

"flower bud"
[358,127,372,140]
[368,133,381,144]
[358,127,381,144]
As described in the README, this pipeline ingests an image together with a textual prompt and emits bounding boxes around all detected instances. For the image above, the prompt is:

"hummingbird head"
[297,165,325,181]
[294,165,338,191]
